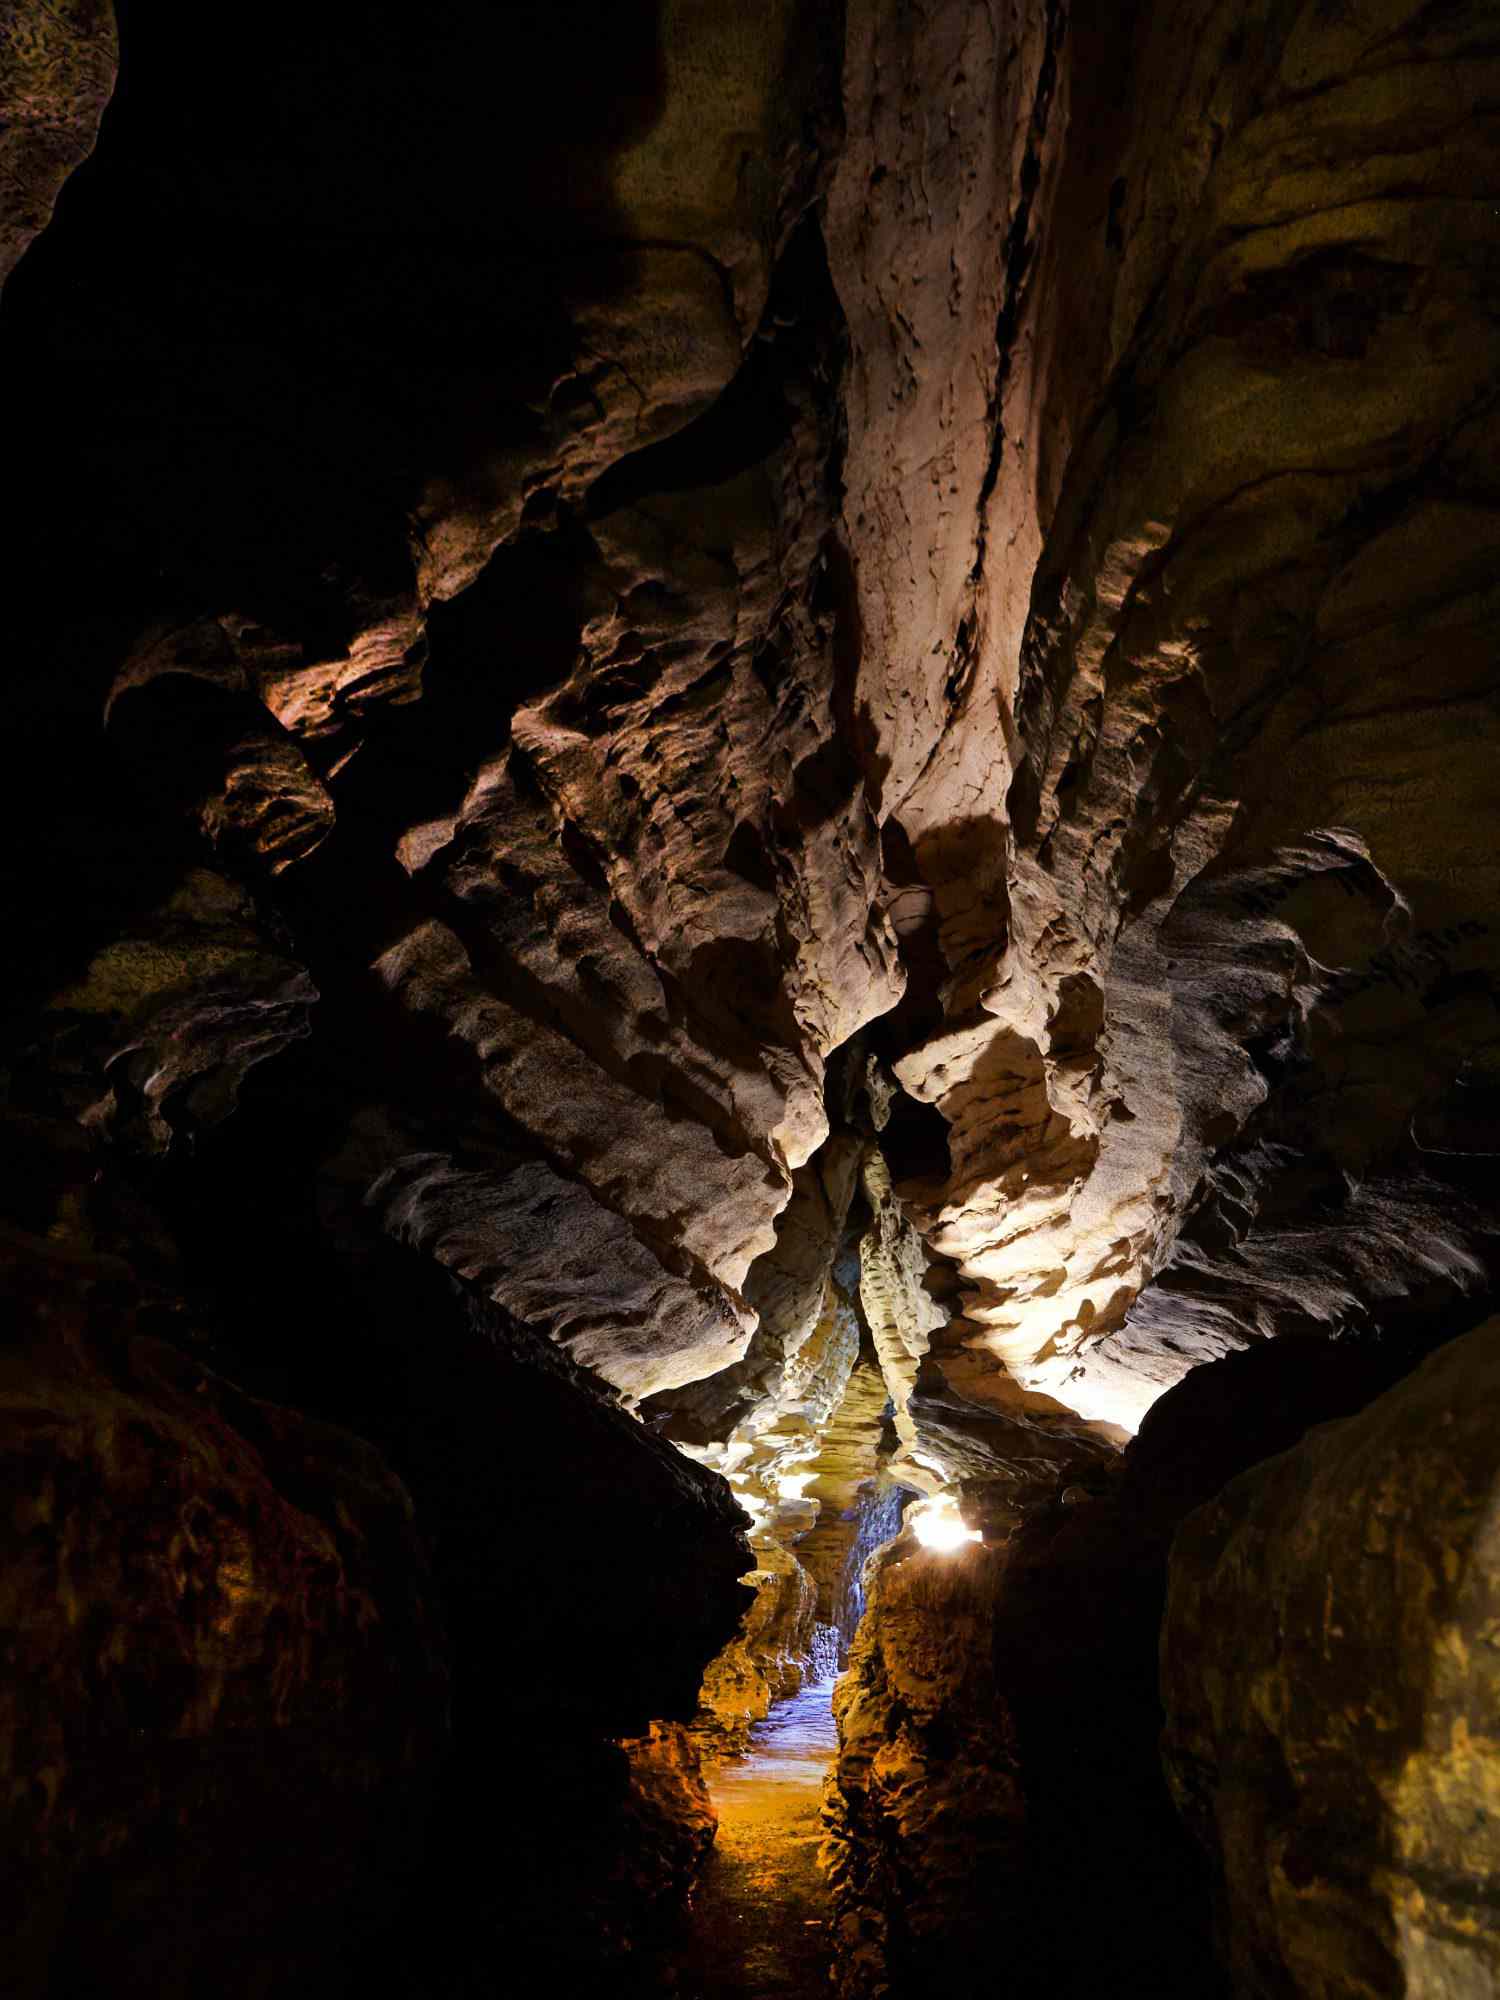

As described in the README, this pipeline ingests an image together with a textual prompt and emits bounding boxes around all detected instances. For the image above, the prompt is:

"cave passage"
[8,3,1500,1997]
[665,1675,840,1999]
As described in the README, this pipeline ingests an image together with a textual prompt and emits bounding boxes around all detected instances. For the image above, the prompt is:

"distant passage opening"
[879,1087,951,1186]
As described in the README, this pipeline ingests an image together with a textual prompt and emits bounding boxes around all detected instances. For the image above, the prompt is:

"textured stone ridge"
[1162,1319,1500,1998]
[614,1724,720,1934]
[822,1535,1025,1999]
[831,0,1500,1446]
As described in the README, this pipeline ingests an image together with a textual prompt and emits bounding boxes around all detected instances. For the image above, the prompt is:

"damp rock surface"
[659,1676,840,2000]
[822,1539,1025,1998]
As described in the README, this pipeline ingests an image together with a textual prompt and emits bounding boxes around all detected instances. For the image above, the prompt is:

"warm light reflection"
[774,1470,815,1501]
[908,1493,982,1552]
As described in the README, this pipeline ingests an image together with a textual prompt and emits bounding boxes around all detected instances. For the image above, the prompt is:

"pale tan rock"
[858,1145,947,1486]
[368,1148,753,1402]
[828,0,1500,1453]
[373,916,785,1294]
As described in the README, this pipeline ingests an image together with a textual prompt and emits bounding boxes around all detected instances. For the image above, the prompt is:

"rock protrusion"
[1163,1319,1500,1997]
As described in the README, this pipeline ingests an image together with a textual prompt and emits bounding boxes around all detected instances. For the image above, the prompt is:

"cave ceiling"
[6,0,1500,1500]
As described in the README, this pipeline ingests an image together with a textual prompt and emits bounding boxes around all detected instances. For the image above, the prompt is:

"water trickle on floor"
[660,1675,840,1997]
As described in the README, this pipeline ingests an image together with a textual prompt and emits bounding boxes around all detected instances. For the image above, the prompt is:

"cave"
[5,2,1500,1996]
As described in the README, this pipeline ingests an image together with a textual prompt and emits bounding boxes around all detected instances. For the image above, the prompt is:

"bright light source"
[774,1470,815,1501]
[909,1494,982,1552]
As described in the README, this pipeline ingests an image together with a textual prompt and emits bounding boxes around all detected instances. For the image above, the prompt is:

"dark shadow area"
[879,1088,951,1186]
[586,212,841,521]
[985,1323,1488,2000]
[0,0,665,1066]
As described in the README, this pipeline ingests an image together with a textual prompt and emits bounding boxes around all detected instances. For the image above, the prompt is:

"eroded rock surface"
[1163,1318,1500,1998]
[833,0,1500,1445]
[823,1536,1024,1999]
[6,0,1500,1992]
[0,0,115,291]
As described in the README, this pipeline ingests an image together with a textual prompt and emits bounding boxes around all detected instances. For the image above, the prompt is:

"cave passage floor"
[659,1676,839,1997]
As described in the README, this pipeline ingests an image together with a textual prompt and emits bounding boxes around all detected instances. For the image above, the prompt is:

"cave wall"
[823,1532,1025,1999]
[830,0,1500,1446]
[815,1,1500,1967]
[4,0,1500,1994]
[1,1184,447,2000]
[1,1104,753,1998]
[1164,1318,1500,1997]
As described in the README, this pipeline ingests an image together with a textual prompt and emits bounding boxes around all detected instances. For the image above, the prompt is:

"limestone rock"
[1,1217,447,2000]
[819,1328,1438,2000]
[45,867,315,1157]
[7,1,1500,1989]
[823,0,1500,1456]
[695,1543,818,1753]
[857,1144,947,1484]
[616,1722,720,1919]
[1162,1317,1500,1998]
[822,1536,1025,1998]
[368,1145,754,1402]
[108,660,337,878]
[0,0,115,291]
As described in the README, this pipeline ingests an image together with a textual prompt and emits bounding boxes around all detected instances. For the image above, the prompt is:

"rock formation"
[1163,1318,1500,1999]
[0,0,115,291]
[823,1534,1024,1998]
[5,0,1500,1993]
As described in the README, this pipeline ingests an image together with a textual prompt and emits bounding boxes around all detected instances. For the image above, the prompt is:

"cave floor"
[657,1676,839,1997]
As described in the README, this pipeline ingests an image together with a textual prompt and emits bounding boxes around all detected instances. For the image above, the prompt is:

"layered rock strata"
[666,1134,891,1745]
[5,0,1500,1994]
[832,0,1500,1446]
[822,1535,1024,1999]
[655,1093,957,1749]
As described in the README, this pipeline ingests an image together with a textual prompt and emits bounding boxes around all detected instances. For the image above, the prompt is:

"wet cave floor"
[656,1676,840,1998]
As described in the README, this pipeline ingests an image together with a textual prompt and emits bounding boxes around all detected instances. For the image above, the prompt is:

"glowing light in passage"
[908,1493,982,1552]
[774,1470,816,1501]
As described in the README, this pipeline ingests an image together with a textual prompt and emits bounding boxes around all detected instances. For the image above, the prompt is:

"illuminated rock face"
[830,0,1500,1442]
[4,0,1500,1993]
[10,0,1499,1501]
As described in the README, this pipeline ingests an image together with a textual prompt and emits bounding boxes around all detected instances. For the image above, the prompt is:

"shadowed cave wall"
[5,1,1500,1995]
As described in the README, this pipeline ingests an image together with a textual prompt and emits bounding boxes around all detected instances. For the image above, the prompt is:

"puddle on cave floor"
[655,1675,840,1998]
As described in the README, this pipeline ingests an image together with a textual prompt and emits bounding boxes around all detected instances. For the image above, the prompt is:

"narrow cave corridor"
[6,3,1500,1998]
[669,1674,841,1999]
